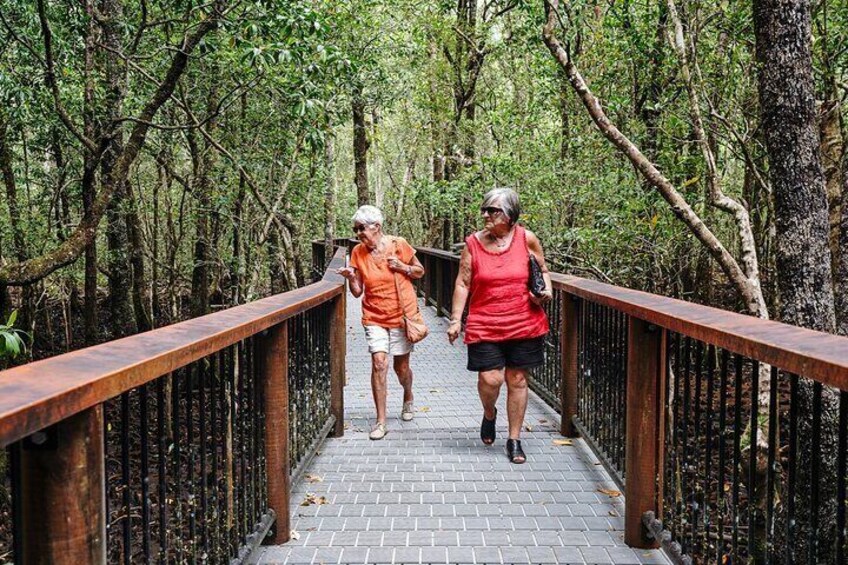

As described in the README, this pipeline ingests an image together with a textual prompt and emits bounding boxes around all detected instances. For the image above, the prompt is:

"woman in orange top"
[337,205,425,440]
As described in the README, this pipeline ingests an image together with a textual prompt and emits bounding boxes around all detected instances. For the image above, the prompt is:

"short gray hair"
[352,205,384,227]
[481,188,520,225]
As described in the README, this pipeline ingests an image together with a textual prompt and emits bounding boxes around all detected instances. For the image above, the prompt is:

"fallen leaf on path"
[597,488,622,497]
[305,474,323,483]
[524,424,533,432]
[538,418,548,424]
[290,530,301,540]
[417,406,431,412]
[429,389,441,393]
[552,439,573,446]
[300,493,329,506]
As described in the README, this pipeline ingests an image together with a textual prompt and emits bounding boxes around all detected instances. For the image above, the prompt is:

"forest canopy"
[0,0,846,358]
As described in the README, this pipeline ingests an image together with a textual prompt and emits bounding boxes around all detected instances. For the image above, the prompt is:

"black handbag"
[528,253,546,297]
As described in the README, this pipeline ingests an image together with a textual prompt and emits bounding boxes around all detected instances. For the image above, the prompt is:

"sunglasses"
[480,206,503,216]
[353,224,371,234]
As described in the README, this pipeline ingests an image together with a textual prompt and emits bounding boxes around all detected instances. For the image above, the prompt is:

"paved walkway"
[252,294,669,564]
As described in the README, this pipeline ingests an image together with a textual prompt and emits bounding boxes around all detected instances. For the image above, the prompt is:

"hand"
[530,290,553,307]
[387,257,408,273]
[336,266,356,280]
[447,319,461,344]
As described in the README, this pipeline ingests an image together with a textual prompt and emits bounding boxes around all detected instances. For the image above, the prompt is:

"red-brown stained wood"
[552,274,848,391]
[0,281,343,448]
[330,292,346,438]
[19,404,106,564]
[259,323,290,545]
[560,293,579,437]
[624,318,666,548]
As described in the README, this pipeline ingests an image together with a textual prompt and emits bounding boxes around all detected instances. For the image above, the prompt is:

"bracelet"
[449,319,461,325]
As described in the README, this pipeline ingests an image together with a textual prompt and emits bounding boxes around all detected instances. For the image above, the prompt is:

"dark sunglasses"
[480,206,503,216]
[352,224,370,234]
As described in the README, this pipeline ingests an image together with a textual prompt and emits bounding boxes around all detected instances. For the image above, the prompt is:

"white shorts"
[364,325,414,356]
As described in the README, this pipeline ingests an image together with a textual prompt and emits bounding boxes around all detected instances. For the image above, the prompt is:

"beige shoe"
[401,401,414,422]
[369,422,388,440]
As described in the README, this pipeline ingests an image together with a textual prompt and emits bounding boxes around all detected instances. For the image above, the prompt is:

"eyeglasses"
[480,206,503,216]
[353,224,371,234]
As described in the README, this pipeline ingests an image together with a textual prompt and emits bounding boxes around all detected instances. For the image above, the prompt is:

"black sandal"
[480,408,497,445]
[506,439,526,464]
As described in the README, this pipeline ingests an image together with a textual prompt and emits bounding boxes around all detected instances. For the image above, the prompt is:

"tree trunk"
[754,0,839,560]
[754,0,835,332]
[191,75,219,318]
[352,87,370,206]
[83,0,99,344]
[371,109,383,209]
[100,0,136,339]
[819,97,844,275]
[126,180,152,331]
[838,149,848,335]
[324,131,336,268]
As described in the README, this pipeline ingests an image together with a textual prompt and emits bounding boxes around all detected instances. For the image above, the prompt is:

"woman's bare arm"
[447,246,472,344]
[526,230,553,304]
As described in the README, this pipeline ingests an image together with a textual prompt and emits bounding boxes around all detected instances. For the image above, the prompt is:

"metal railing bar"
[572,416,624,491]
[0,278,344,449]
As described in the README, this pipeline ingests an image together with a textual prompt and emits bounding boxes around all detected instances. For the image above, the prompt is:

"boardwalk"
[252,294,669,565]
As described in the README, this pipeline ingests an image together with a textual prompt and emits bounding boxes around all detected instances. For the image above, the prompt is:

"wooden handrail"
[552,273,848,391]
[0,249,347,448]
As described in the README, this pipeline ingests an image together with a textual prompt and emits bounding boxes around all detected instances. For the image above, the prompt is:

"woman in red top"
[338,205,425,440]
[447,188,552,463]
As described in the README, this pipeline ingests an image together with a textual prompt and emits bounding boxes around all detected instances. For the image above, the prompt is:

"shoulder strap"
[390,238,409,319]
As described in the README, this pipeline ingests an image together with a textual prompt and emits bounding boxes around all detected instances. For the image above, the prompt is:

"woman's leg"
[478,369,505,420]
[393,353,414,404]
[371,352,390,423]
[504,367,529,439]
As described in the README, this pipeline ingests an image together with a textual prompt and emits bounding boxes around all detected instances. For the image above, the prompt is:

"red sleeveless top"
[463,225,549,344]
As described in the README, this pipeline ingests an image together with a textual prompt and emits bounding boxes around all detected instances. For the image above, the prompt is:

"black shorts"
[467,335,547,372]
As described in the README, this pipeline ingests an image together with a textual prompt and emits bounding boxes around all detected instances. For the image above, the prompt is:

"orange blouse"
[349,236,418,328]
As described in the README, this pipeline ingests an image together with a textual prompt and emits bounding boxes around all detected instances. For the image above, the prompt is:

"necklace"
[489,231,510,248]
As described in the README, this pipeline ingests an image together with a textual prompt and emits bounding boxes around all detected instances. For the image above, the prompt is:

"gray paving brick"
[474,547,503,564]
[527,546,558,564]
[394,546,421,564]
[255,297,669,565]
[500,546,531,564]
[338,546,369,564]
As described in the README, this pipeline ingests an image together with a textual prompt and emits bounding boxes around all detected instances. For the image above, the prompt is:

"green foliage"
[0,311,30,361]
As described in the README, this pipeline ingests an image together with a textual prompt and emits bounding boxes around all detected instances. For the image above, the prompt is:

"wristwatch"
[406,266,412,276]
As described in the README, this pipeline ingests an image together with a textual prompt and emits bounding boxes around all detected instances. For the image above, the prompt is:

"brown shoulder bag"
[391,239,429,344]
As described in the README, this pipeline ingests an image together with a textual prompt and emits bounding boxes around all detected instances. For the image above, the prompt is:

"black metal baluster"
[172,369,183,561]
[199,359,209,561]
[121,391,132,564]
[187,363,197,559]
[809,380,823,563]
[141,384,152,564]
[837,390,847,565]
[748,360,760,560]
[157,376,168,564]
[732,354,743,561]
[692,340,703,551]
[681,337,692,552]
[786,373,799,564]
[703,345,716,552]
[239,339,248,543]
[717,349,729,564]
[211,351,221,560]
[766,366,778,564]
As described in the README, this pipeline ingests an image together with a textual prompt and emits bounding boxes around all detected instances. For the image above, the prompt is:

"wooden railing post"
[560,294,579,437]
[330,292,346,437]
[19,405,106,564]
[624,317,666,548]
[260,323,290,545]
